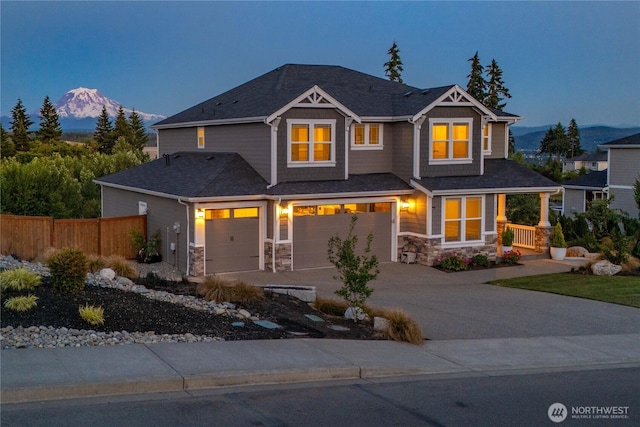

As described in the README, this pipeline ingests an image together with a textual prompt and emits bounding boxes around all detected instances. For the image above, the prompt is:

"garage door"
[205,208,260,273]
[293,203,392,269]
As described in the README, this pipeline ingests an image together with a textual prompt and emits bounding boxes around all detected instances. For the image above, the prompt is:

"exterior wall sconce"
[400,200,410,211]
[280,205,290,218]
[195,209,205,219]
[400,199,416,214]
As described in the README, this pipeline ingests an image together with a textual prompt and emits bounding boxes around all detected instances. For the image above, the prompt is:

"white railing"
[507,224,536,249]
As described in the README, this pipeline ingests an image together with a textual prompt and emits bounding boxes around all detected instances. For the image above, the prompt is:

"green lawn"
[488,273,640,308]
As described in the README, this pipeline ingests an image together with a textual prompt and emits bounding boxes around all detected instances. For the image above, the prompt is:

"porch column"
[538,192,551,227]
[497,194,507,222]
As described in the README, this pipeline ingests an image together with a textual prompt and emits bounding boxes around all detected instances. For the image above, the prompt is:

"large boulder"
[566,246,589,257]
[590,260,622,276]
[99,268,116,280]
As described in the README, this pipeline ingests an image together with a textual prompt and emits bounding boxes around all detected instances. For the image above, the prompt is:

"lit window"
[197,127,205,149]
[206,209,230,220]
[293,206,316,216]
[317,205,341,215]
[352,124,383,149]
[288,120,335,166]
[482,124,491,152]
[234,207,258,218]
[444,196,483,243]
[430,119,472,162]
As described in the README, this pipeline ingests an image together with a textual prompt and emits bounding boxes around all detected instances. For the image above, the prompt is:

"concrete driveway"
[222,259,640,340]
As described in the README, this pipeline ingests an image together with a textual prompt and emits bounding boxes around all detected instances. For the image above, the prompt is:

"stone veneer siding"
[265,241,292,272]
[398,234,498,266]
[189,246,204,276]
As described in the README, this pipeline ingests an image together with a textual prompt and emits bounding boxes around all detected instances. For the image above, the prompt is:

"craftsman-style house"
[96,64,561,275]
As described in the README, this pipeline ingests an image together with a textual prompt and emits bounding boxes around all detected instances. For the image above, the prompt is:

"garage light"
[196,209,205,219]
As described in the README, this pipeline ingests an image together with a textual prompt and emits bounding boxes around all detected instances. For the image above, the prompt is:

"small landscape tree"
[327,215,379,318]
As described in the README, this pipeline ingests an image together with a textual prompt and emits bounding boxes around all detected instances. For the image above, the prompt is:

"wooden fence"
[1,214,147,260]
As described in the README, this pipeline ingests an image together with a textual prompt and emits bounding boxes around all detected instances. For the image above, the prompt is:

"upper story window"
[429,119,473,164]
[482,123,491,153]
[287,119,336,167]
[351,123,383,150]
[197,127,205,149]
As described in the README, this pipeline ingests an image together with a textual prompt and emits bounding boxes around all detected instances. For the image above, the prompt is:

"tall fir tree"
[94,105,115,154]
[128,109,148,152]
[114,105,132,142]
[485,59,511,110]
[539,123,570,161]
[567,118,583,158]
[10,98,33,151]
[384,41,404,84]
[466,51,486,102]
[36,96,63,143]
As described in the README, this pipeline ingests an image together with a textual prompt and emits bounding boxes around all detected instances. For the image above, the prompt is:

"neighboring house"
[562,152,608,173]
[562,170,607,215]
[95,64,561,275]
[601,133,640,218]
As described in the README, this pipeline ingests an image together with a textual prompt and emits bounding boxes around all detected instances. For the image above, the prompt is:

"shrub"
[87,255,108,274]
[106,256,138,279]
[79,304,105,326]
[602,229,630,265]
[502,249,522,264]
[313,297,350,317]
[229,281,264,303]
[197,276,229,303]
[3,295,38,312]
[130,229,162,263]
[568,234,600,253]
[435,252,469,271]
[501,227,514,246]
[327,215,379,315]
[0,268,41,291]
[470,254,491,267]
[196,277,264,303]
[47,248,88,292]
[382,308,424,345]
[550,222,566,248]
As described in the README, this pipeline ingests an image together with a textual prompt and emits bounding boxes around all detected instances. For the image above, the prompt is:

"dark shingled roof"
[154,64,518,126]
[266,173,413,197]
[600,132,640,146]
[562,170,607,189]
[414,159,560,192]
[95,152,268,198]
[565,152,607,162]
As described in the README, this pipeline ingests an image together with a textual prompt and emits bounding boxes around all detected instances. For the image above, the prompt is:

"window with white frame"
[444,196,483,243]
[288,119,336,166]
[430,119,473,163]
[197,127,205,149]
[351,123,383,149]
[482,123,491,153]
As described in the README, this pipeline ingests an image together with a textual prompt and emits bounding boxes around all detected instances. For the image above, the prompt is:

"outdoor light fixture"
[195,209,205,219]
[280,206,290,217]
[400,200,410,211]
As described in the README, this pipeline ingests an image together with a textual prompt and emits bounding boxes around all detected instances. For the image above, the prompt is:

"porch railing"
[508,224,536,249]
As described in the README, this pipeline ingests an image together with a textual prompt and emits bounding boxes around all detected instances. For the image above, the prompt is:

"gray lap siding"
[349,123,393,174]
[102,186,190,271]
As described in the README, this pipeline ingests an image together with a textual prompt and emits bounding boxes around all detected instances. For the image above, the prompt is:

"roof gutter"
[152,116,268,130]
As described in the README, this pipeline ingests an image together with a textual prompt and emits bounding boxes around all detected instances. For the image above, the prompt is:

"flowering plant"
[435,252,470,271]
[501,249,522,264]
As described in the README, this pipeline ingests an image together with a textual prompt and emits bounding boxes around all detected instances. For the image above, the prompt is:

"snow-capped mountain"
[54,87,165,121]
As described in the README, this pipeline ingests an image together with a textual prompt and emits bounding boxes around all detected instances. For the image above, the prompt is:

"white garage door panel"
[293,212,391,269]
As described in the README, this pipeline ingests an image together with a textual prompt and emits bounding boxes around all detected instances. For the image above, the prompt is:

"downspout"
[266,117,281,188]
[177,198,190,276]
[408,116,426,179]
[273,198,281,273]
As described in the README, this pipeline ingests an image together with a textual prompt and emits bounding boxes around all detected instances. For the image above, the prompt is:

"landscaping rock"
[591,260,622,276]
[566,246,589,257]
[99,268,116,280]
[373,317,389,332]
[344,306,368,321]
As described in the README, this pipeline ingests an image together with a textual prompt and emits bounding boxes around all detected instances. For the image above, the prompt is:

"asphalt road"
[2,367,637,427]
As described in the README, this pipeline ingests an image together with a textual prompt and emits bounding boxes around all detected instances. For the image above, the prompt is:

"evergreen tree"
[1,124,16,158]
[485,59,511,110]
[567,118,583,158]
[508,130,516,157]
[539,123,570,161]
[36,96,63,143]
[10,99,33,151]
[466,51,486,102]
[128,109,148,152]
[384,41,404,84]
[114,105,132,142]
[94,105,115,154]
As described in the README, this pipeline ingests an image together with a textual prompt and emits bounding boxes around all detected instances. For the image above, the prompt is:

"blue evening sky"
[2,1,639,127]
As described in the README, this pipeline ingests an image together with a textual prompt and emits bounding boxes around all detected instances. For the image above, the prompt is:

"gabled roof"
[562,170,607,190]
[94,152,268,200]
[153,64,519,128]
[412,159,561,195]
[600,132,640,148]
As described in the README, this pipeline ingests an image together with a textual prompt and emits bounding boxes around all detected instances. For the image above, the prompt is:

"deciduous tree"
[1,124,16,158]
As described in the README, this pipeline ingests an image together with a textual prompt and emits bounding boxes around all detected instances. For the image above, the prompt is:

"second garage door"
[292,202,392,269]
[205,207,260,273]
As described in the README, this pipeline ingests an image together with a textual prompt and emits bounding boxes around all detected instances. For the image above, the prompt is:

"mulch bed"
[0,277,378,341]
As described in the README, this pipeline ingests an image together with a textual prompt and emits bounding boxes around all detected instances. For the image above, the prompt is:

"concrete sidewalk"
[2,334,640,404]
